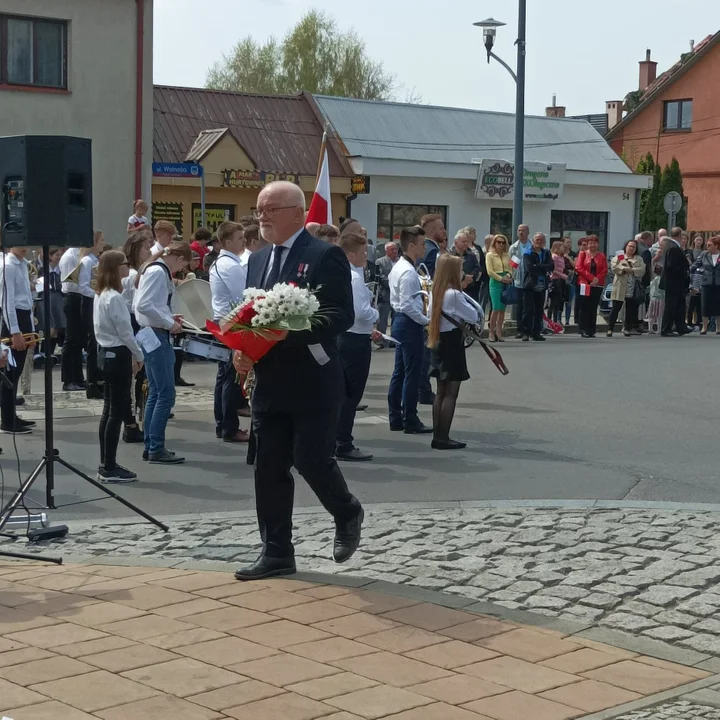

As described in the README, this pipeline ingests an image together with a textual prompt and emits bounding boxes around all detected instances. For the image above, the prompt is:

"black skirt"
[430,328,469,382]
[702,285,720,317]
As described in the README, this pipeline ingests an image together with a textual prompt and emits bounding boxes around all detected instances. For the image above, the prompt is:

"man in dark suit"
[233,181,364,580]
[660,226,691,336]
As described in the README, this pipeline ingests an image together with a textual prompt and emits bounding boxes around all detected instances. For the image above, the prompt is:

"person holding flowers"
[210,221,249,444]
[228,181,364,581]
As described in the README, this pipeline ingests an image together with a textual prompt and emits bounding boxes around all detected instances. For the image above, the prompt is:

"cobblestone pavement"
[7,506,720,662]
[615,700,720,718]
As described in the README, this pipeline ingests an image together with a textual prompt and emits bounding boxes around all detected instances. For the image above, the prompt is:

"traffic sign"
[152,162,203,178]
[663,191,683,214]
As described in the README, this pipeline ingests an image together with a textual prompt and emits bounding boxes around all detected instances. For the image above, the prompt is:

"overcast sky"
[154,0,719,116]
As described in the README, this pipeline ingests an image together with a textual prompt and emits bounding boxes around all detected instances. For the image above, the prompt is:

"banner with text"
[475,160,566,202]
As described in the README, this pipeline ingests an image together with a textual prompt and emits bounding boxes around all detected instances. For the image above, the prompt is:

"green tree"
[206,10,395,100]
[644,163,663,232]
[659,157,686,229]
[624,89,644,115]
[637,153,656,230]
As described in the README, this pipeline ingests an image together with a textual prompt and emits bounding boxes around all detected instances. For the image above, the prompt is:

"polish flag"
[306,136,332,226]
[579,283,592,297]
[615,251,625,261]
[510,255,521,269]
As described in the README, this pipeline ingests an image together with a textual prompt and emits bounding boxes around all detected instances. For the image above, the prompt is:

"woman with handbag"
[575,235,608,338]
[486,234,512,342]
[427,254,478,450]
[698,235,720,335]
[94,250,144,483]
[606,240,646,337]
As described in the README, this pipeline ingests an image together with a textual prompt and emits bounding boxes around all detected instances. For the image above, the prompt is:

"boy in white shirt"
[335,233,382,461]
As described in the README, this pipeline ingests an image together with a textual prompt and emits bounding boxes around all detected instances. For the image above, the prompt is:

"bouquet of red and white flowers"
[206,282,321,365]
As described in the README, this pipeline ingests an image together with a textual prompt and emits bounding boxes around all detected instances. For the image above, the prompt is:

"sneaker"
[122,425,144,443]
[0,425,31,435]
[142,448,175,461]
[98,465,138,483]
[15,417,35,427]
[521,335,530,342]
[149,449,185,464]
[515,333,524,339]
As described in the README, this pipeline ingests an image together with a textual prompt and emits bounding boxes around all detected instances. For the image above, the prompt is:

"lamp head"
[474,17,506,59]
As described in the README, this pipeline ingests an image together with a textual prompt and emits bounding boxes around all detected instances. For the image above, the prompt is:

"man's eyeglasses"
[254,205,300,219]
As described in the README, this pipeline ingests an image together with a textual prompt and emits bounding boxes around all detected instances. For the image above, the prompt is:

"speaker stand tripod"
[0,246,169,565]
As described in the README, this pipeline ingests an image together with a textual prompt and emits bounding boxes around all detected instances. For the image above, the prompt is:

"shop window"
[490,208,513,239]
[663,99,692,131]
[376,204,447,241]
[1,14,67,89]
[192,203,235,233]
[550,210,608,253]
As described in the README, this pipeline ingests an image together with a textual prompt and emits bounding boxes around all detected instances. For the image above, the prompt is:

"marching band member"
[151,220,176,255]
[133,241,190,464]
[59,245,85,391]
[35,247,65,365]
[210,221,249,443]
[0,246,36,434]
[387,226,432,435]
[94,250,144,483]
[335,232,381,461]
[78,232,105,400]
[427,254,478,450]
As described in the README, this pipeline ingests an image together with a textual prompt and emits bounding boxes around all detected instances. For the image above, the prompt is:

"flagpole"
[315,124,328,184]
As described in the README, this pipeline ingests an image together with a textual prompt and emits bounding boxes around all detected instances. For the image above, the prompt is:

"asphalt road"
[2,332,719,524]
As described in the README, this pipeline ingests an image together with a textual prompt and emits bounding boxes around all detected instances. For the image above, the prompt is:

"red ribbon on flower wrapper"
[205,320,286,363]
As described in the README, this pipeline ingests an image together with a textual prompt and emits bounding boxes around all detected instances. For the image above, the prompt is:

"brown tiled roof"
[153,85,351,177]
[607,30,720,138]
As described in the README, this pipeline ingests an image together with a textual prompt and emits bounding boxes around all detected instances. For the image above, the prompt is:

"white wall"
[351,175,638,255]
[1,0,153,245]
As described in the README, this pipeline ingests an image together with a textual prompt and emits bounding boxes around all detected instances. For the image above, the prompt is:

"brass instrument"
[62,262,82,285]
[90,264,98,291]
[417,262,432,315]
[0,332,40,347]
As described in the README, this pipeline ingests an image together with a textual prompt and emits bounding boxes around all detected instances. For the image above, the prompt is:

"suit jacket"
[246,229,354,412]
[375,255,394,302]
[660,242,689,294]
[522,248,555,290]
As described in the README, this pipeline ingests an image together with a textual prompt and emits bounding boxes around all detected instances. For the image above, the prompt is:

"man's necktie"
[264,245,286,290]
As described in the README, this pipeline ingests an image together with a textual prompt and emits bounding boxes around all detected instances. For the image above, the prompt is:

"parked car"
[599,270,614,317]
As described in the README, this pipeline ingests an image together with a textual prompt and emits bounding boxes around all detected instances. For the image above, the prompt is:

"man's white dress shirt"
[262,229,303,287]
[210,249,247,320]
[59,247,81,294]
[77,254,98,298]
[389,256,428,326]
[348,265,379,335]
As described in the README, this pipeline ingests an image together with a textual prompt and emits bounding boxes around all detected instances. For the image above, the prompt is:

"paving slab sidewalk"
[1,559,719,720]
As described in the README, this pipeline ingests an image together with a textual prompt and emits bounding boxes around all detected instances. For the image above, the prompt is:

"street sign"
[663,191,683,213]
[152,162,203,178]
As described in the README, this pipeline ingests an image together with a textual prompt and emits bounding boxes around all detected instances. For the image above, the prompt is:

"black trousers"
[578,287,603,335]
[61,293,86,385]
[336,332,372,453]
[214,359,241,437]
[1,310,32,427]
[98,346,132,468]
[662,292,687,334]
[522,289,545,337]
[687,293,702,326]
[515,288,527,334]
[608,298,639,332]
[252,408,362,557]
[81,296,101,386]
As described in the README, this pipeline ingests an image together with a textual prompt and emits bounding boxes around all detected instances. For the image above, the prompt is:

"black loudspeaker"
[0,135,93,248]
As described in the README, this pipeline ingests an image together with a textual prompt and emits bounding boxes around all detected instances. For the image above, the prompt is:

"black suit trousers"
[662,292,687,334]
[252,408,362,558]
[61,293,86,385]
[336,332,372,453]
[1,310,32,427]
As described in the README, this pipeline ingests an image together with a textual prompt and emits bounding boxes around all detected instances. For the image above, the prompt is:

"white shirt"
[349,265,379,335]
[78,254,98,298]
[262,229,303,287]
[60,247,81,294]
[151,241,165,256]
[210,249,247,321]
[712,253,720,267]
[239,248,251,267]
[430,288,479,333]
[389,256,428,326]
[94,289,143,362]
[0,253,33,334]
[121,268,139,314]
[133,261,175,330]
[128,214,149,229]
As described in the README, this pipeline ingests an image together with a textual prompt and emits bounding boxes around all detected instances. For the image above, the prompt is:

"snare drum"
[182,335,231,363]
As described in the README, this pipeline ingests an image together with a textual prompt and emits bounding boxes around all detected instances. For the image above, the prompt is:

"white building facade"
[314,96,650,254]
[0,0,153,243]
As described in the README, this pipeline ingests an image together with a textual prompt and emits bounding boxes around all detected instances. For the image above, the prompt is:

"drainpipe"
[134,0,144,199]
[345,193,357,219]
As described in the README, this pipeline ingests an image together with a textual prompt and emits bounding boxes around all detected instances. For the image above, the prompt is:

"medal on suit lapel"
[297,263,309,279]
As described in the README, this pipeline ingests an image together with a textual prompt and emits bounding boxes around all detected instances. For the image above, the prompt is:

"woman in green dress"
[486,234,512,342]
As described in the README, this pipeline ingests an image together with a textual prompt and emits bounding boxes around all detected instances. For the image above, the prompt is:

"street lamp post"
[475,1,527,234]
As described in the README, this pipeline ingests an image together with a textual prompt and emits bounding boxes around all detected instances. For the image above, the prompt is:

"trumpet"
[62,262,81,285]
[0,332,40,346]
[417,263,432,315]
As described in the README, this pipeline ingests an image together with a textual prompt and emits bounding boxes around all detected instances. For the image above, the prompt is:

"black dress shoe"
[404,423,433,435]
[432,438,467,450]
[15,417,35,428]
[15,397,24,407]
[356,404,368,412]
[389,424,404,432]
[334,508,364,563]
[176,378,195,387]
[336,447,373,462]
[234,555,296,581]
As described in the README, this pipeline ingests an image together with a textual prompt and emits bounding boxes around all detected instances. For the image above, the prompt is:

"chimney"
[606,100,624,130]
[639,48,658,90]
[545,93,566,118]
[690,39,695,52]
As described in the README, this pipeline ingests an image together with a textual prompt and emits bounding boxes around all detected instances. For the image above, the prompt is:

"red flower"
[236,301,259,326]
[288,281,297,287]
